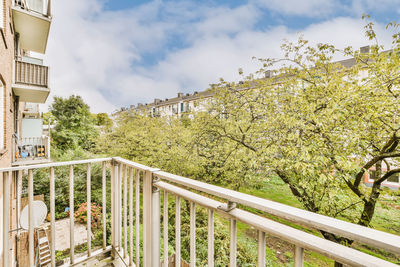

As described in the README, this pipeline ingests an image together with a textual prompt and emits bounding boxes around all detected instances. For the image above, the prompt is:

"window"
[0,80,4,149]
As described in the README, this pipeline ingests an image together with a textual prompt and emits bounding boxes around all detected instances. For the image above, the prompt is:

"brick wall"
[0,0,16,266]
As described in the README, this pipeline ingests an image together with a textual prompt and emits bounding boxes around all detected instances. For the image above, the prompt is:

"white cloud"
[254,0,338,17]
[43,0,395,114]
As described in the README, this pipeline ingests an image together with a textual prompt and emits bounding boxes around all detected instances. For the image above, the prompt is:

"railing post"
[135,169,140,266]
[2,172,10,267]
[50,167,56,267]
[102,162,107,250]
[87,163,91,257]
[258,231,266,267]
[28,169,34,267]
[163,191,168,266]
[230,218,237,267]
[294,246,304,267]
[208,209,214,267]
[123,165,128,259]
[110,161,117,259]
[69,165,75,263]
[152,183,160,267]
[143,168,160,267]
[118,164,122,251]
[176,196,181,267]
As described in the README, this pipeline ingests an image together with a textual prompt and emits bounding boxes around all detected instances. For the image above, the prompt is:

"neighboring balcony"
[12,117,51,165]
[12,0,52,53]
[12,136,50,165]
[12,58,50,103]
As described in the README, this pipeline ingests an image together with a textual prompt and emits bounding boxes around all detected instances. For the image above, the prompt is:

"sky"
[41,0,400,113]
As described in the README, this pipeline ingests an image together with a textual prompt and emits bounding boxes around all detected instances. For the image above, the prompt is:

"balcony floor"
[73,257,125,267]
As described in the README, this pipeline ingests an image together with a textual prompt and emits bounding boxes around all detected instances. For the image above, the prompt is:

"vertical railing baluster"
[135,169,140,266]
[176,196,181,267]
[258,231,266,267]
[124,165,128,259]
[129,168,134,266]
[152,184,160,267]
[2,172,10,267]
[69,165,75,263]
[230,219,237,267]
[163,191,168,266]
[87,163,91,257]
[190,202,196,267]
[118,164,122,251]
[111,162,116,257]
[50,167,56,267]
[208,209,214,267]
[294,246,304,267]
[143,169,152,266]
[102,162,106,250]
[28,169,34,267]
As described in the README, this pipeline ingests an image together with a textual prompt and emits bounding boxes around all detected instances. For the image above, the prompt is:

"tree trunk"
[359,182,381,227]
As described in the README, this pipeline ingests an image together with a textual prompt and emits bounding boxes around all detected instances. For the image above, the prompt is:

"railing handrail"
[15,59,47,67]
[154,181,399,267]
[111,157,400,255]
[0,157,112,172]
[152,170,400,255]
[2,156,399,266]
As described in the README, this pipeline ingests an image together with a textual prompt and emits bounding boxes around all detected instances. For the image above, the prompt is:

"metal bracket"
[218,201,237,212]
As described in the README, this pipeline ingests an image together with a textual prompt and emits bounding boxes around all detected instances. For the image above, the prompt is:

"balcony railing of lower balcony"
[1,157,400,267]
[12,135,50,165]
[14,60,49,88]
[13,59,50,103]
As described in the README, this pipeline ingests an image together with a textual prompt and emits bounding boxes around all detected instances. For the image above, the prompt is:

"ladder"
[36,228,51,266]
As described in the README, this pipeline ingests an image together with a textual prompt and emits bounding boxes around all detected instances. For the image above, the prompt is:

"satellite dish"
[20,200,48,230]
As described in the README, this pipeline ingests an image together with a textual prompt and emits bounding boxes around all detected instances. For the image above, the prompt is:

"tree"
[194,20,400,242]
[50,95,98,152]
[93,113,113,130]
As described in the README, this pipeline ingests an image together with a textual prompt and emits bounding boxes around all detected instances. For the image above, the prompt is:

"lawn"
[238,175,400,265]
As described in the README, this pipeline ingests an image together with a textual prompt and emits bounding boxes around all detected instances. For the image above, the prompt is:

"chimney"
[360,46,370,54]
[154,98,161,104]
[265,70,272,78]
[177,93,184,98]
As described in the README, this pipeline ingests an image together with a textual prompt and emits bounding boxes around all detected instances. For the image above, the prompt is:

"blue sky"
[42,0,400,113]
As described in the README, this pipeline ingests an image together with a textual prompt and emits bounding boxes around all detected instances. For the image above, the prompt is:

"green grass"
[237,175,400,265]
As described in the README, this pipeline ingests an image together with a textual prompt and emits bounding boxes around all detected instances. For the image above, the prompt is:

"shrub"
[74,202,102,229]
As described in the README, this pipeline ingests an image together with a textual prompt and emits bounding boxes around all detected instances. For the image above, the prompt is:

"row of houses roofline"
[130,45,376,111]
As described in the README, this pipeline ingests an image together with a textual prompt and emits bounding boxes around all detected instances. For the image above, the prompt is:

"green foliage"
[93,113,113,129]
[97,111,263,190]
[50,95,98,151]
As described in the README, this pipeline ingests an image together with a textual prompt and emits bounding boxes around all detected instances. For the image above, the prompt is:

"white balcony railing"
[12,136,50,164]
[14,0,51,17]
[1,157,400,267]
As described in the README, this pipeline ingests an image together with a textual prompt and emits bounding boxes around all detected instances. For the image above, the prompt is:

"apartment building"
[132,47,375,118]
[135,90,213,118]
[1,0,51,266]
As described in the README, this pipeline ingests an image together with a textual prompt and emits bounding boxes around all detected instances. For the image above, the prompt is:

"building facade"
[1,0,51,266]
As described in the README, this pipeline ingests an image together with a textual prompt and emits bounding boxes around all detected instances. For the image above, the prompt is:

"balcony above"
[12,0,52,53]
[12,59,50,103]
